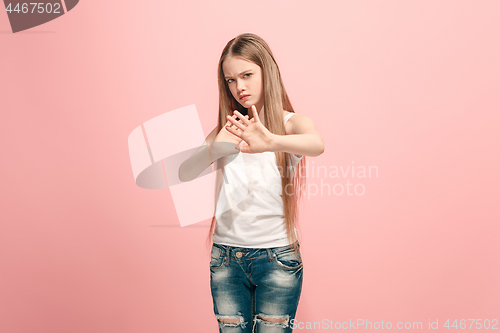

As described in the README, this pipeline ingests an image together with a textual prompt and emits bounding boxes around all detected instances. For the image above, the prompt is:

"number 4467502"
[5,2,62,14]
[444,318,498,330]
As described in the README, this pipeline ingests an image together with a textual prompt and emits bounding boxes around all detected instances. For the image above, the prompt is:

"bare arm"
[269,114,325,157]
[178,115,247,182]
[178,125,218,182]
[190,125,219,159]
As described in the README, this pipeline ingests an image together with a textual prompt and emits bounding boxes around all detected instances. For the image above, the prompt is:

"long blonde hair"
[206,33,307,255]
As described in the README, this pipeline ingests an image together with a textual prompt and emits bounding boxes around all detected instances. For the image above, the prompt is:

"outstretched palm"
[225,105,275,154]
[214,114,248,146]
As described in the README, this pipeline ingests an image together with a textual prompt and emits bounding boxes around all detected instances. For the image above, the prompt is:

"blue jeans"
[210,242,303,332]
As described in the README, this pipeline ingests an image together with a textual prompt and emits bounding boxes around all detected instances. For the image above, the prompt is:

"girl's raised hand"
[225,105,275,154]
[214,114,249,146]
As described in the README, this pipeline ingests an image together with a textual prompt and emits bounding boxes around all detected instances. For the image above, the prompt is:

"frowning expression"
[223,56,264,112]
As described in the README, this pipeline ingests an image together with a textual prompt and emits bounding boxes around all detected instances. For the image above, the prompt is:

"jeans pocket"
[210,245,224,269]
[273,247,303,270]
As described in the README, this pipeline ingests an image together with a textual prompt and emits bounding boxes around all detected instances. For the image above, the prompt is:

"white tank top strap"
[284,112,297,124]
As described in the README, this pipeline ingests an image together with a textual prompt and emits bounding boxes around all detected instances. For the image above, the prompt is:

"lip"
[239,94,250,100]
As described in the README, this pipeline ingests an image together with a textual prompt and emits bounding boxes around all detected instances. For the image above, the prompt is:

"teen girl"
[180,33,324,332]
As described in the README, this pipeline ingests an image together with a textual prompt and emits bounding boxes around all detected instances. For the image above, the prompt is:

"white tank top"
[212,112,303,248]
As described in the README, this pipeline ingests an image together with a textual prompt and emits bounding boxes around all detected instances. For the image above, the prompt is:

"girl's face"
[222,56,264,112]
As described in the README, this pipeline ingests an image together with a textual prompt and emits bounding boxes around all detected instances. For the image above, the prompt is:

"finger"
[225,124,240,136]
[251,105,261,122]
[228,123,240,132]
[225,114,237,126]
[227,113,246,131]
[233,110,252,125]
[226,114,237,127]
[239,115,250,123]
[235,115,248,125]
[238,115,249,126]
[238,116,248,131]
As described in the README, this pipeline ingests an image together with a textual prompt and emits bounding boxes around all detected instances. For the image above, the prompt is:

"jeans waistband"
[213,241,300,261]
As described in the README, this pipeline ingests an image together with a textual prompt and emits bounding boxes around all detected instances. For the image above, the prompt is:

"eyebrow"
[224,69,252,79]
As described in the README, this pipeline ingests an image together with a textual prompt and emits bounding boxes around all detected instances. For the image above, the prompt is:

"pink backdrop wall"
[1,1,499,332]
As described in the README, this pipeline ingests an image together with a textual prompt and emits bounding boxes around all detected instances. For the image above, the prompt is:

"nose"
[236,79,246,94]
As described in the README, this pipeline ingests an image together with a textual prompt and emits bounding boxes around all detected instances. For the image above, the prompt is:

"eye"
[226,79,234,83]
[244,73,252,78]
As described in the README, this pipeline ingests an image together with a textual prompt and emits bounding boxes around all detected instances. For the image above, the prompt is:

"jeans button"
[235,251,242,258]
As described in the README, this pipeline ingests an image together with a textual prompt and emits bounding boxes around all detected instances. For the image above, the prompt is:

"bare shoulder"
[284,112,317,135]
[283,110,294,135]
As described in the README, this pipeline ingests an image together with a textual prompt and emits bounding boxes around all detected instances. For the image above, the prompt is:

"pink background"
[1,1,499,332]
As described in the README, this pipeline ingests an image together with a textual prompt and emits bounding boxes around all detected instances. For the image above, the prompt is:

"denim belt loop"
[266,248,273,261]
[226,246,231,265]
